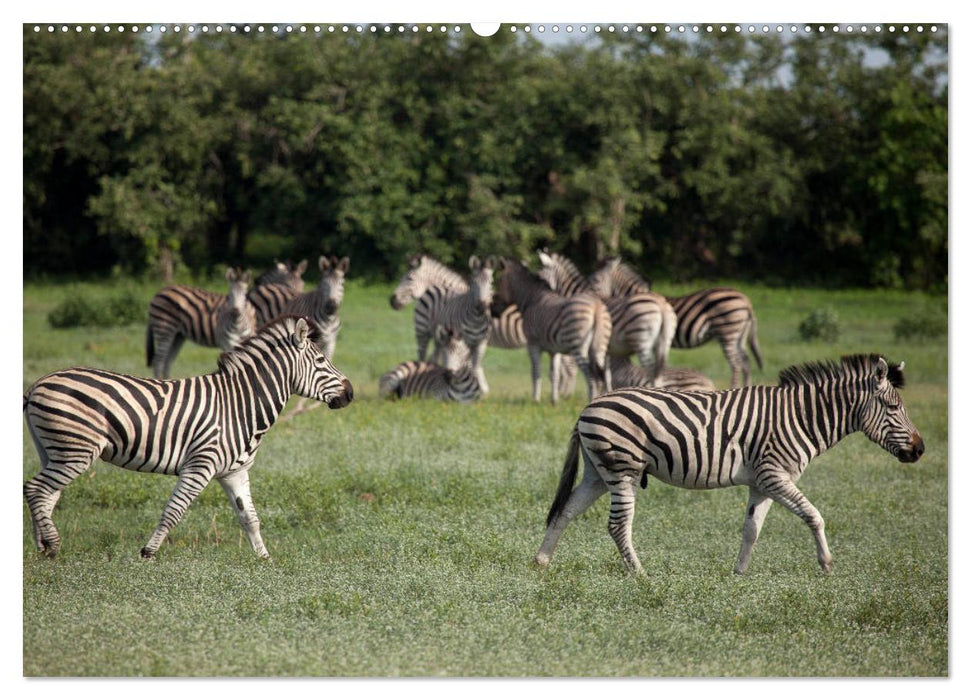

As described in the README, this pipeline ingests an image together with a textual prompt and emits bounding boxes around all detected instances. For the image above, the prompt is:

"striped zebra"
[435,255,495,394]
[254,259,308,291]
[591,257,764,388]
[279,255,349,360]
[247,282,301,327]
[147,267,259,379]
[215,268,258,352]
[609,356,716,393]
[534,354,924,575]
[491,257,612,403]
[390,255,469,362]
[538,250,676,384]
[379,328,482,402]
[23,316,354,559]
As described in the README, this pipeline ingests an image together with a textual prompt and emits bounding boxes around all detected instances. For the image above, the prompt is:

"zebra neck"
[790,382,863,457]
[214,358,291,431]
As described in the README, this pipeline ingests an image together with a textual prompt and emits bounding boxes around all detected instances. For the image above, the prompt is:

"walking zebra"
[147,267,259,378]
[215,268,258,352]
[591,257,764,388]
[435,255,495,394]
[609,356,717,393]
[280,255,349,360]
[379,329,482,402]
[254,259,308,292]
[491,257,612,403]
[24,316,354,559]
[535,354,924,575]
[538,250,676,384]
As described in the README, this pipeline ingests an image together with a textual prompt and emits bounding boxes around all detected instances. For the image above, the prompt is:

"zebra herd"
[22,249,925,576]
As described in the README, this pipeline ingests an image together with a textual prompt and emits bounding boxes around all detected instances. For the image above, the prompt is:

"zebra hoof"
[139,547,156,560]
[533,553,551,568]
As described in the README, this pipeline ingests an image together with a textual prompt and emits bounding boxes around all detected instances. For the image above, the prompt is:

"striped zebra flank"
[594,257,764,388]
[539,249,676,384]
[492,257,611,403]
[435,255,496,394]
[253,259,308,291]
[535,354,924,575]
[280,255,349,360]
[379,327,481,402]
[609,356,717,392]
[147,268,258,379]
[24,316,354,559]
[215,267,258,352]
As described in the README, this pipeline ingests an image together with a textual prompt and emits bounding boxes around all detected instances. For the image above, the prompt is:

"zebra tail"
[589,303,611,390]
[146,324,155,368]
[655,303,677,379]
[748,314,764,371]
[546,426,581,527]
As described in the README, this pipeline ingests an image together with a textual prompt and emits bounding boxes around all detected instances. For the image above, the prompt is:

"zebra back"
[254,259,308,292]
[589,257,651,297]
[247,282,301,326]
[147,284,226,357]
[536,249,592,296]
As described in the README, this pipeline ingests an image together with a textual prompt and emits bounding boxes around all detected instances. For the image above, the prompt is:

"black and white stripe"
[435,256,495,394]
[539,250,676,384]
[592,257,764,388]
[280,255,349,360]
[535,354,924,575]
[215,268,258,352]
[24,316,354,559]
[492,257,612,403]
[609,356,716,392]
[390,255,469,362]
[254,259,308,292]
[379,326,482,402]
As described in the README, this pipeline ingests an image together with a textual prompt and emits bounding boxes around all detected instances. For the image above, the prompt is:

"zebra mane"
[410,255,469,290]
[778,354,905,389]
[595,257,651,293]
[538,249,589,291]
[216,315,322,371]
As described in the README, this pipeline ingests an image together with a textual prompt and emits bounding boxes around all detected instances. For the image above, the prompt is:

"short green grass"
[22,277,948,676]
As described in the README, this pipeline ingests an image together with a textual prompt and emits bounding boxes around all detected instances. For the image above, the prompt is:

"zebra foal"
[379,329,482,402]
[535,354,924,575]
[24,316,353,559]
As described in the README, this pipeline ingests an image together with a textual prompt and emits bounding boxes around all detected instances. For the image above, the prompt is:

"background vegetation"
[22,276,947,676]
[23,25,947,289]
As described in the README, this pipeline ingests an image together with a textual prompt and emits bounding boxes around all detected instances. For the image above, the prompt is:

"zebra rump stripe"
[535,354,924,575]
[24,316,354,559]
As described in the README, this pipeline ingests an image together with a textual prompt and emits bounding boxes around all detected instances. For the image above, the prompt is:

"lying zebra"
[609,356,716,392]
[24,316,354,559]
[379,328,482,402]
[536,354,924,575]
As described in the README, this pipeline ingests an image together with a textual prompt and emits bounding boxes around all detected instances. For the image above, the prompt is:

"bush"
[893,306,947,341]
[47,291,145,329]
[798,308,841,343]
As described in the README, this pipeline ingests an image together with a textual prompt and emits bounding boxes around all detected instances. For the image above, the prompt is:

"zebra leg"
[24,460,89,557]
[471,342,490,396]
[218,468,270,559]
[604,471,644,574]
[557,355,578,397]
[528,344,543,402]
[416,329,430,362]
[757,472,833,573]
[720,337,749,389]
[733,487,773,574]
[549,353,562,405]
[535,455,607,567]
[159,334,186,379]
[141,466,215,559]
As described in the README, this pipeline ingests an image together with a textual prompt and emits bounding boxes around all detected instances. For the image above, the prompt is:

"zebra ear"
[336,256,350,273]
[469,255,480,271]
[292,318,311,348]
[319,255,331,272]
[408,254,421,269]
[874,357,889,387]
[275,261,288,272]
[537,249,552,267]
[226,266,236,282]
[295,259,308,275]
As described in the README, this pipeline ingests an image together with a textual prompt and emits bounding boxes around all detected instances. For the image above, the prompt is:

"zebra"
[534,354,924,575]
[491,257,612,403]
[609,356,717,393]
[23,315,354,559]
[390,254,469,362]
[147,267,259,379]
[215,267,258,352]
[254,259,308,292]
[434,255,495,394]
[247,282,301,327]
[591,257,764,388]
[280,255,349,360]
[378,328,482,402]
[538,249,676,384]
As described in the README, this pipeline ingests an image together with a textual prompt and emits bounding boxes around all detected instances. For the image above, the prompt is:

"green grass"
[22,277,948,676]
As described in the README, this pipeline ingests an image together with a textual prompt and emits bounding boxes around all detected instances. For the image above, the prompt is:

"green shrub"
[893,306,947,341]
[798,307,841,343]
[47,291,145,329]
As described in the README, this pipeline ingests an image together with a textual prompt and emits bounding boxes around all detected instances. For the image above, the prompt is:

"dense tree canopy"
[23,25,947,289]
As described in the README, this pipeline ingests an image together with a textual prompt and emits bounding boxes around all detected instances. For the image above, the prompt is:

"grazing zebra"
[535,354,924,575]
[435,255,495,394]
[491,257,611,403]
[390,255,468,362]
[23,316,354,559]
[609,356,717,393]
[147,267,258,379]
[254,259,308,292]
[378,329,482,402]
[280,255,349,360]
[215,268,258,352]
[538,250,676,384]
[592,257,764,388]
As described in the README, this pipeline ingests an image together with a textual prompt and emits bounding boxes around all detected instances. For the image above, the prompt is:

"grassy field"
[21,275,948,677]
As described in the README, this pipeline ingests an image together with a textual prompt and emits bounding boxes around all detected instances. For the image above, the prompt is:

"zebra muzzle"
[898,433,925,463]
[327,379,354,409]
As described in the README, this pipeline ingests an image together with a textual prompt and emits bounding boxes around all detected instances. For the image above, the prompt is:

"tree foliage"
[23,25,947,289]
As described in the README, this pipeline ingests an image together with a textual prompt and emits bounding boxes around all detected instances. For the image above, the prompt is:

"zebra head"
[491,257,538,318]
[317,255,349,317]
[225,267,252,310]
[435,325,472,371]
[288,316,354,409]
[469,255,495,315]
[858,357,924,463]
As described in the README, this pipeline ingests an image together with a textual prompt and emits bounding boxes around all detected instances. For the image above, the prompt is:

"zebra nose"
[343,379,354,403]
[389,294,402,310]
[324,301,339,315]
[912,435,925,460]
